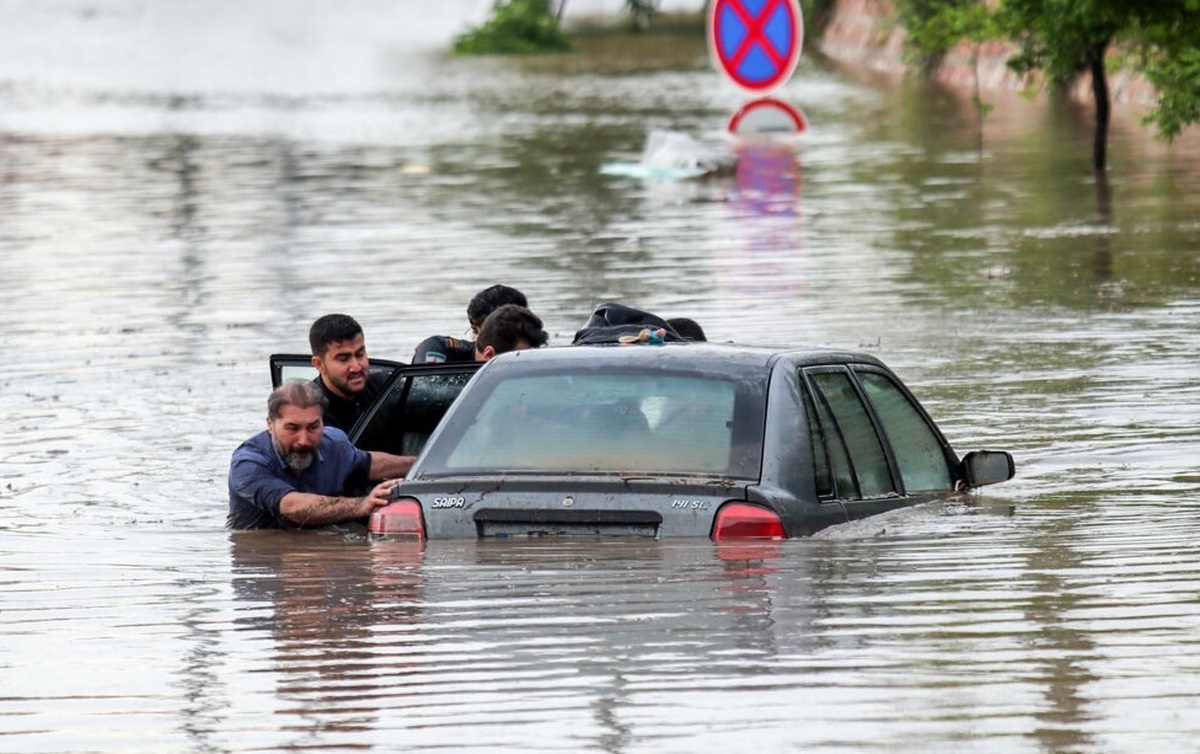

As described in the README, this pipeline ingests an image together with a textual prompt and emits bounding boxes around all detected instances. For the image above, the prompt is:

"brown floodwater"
[3,1,1200,751]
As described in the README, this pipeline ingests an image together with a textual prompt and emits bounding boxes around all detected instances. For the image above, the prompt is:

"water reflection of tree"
[229,531,425,740]
[1021,518,1100,753]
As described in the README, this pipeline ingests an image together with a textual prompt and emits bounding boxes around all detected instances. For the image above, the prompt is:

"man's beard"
[330,372,364,397]
[273,438,314,472]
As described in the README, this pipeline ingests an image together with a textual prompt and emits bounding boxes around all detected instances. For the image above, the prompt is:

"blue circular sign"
[708,0,803,94]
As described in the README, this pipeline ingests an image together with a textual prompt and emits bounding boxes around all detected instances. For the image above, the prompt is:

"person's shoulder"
[321,426,351,444]
[310,374,333,397]
[413,335,474,364]
[415,334,448,348]
[321,426,368,457]
[231,430,274,465]
[233,429,270,451]
[319,426,370,466]
[412,334,446,363]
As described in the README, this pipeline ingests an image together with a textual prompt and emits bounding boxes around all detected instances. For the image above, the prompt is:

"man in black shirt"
[309,313,388,433]
[412,284,528,363]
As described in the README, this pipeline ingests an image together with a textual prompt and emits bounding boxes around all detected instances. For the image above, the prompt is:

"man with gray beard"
[227,380,414,530]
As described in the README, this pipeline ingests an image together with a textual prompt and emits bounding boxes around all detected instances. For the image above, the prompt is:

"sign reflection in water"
[718,135,806,302]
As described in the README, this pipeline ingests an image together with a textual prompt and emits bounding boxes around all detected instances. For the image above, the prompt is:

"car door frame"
[800,363,958,520]
[269,353,480,453]
[269,353,408,391]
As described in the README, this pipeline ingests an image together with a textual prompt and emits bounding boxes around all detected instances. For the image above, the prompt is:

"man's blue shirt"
[227,426,371,530]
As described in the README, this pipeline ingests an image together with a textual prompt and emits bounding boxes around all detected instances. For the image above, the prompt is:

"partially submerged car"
[322,342,1015,541]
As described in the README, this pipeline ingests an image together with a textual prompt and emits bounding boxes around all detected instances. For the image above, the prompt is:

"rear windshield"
[418,368,766,478]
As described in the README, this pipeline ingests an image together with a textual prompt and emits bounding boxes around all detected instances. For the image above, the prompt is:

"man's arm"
[279,479,395,526]
[368,451,416,481]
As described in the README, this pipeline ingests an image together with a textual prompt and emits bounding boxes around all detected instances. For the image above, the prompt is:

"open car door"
[269,354,480,459]
[349,362,480,458]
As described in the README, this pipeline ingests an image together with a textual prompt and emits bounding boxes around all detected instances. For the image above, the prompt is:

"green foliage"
[1136,1,1200,139]
[996,0,1200,143]
[900,0,995,60]
[971,94,994,118]
[453,0,575,55]
[1142,48,1200,139]
[897,0,998,125]
[893,0,1200,170]
[994,0,1122,86]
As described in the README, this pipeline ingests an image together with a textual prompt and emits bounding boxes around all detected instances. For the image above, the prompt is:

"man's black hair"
[475,304,548,355]
[666,317,707,342]
[467,285,527,330]
[308,313,363,357]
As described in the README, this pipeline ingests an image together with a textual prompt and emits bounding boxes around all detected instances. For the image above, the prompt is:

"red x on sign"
[708,0,803,94]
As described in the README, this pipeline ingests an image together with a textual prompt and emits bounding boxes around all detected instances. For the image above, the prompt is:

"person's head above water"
[266,379,329,473]
[666,317,706,342]
[467,285,527,334]
[475,304,548,361]
[308,313,371,399]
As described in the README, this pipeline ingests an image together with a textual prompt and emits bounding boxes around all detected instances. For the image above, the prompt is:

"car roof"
[481,341,890,372]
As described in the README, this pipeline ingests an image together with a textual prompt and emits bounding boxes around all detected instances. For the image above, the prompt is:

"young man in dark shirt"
[309,313,388,433]
[412,284,528,363]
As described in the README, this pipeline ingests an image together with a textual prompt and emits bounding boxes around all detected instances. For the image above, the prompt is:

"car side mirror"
[958,450,1015,488]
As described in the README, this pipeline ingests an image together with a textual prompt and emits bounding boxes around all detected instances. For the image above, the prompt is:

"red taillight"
[368,498,425,540]
[711,502,785,540]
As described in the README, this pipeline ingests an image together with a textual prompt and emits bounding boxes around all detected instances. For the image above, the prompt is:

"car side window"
[807,370,896,499]
[352,371,475,457]
[800,384,837,498]
[856,370,953,492]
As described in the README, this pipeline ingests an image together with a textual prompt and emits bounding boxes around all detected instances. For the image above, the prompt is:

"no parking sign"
[708,0,804,94]
[728,96,808,136]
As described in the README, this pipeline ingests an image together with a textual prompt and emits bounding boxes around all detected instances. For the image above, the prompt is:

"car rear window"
[421,370,764,478]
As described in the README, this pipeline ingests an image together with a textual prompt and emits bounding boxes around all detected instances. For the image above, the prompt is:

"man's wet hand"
[364,480,396,509]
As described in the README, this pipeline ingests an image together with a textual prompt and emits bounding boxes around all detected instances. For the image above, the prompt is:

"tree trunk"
[1089,41,1111,173]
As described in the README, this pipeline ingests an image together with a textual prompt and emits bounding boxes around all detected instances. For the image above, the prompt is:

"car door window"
[808,370,896,499]
[856,370,953,492]
[352,368,476,457]
[800,385,839,499]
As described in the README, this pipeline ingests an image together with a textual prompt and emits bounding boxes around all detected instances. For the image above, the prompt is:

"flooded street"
[3,1,1200,751]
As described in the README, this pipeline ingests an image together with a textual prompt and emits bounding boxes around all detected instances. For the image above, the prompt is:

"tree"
[995,0,1130,172]
[452,0,574,55]
[898,0,1200,173]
